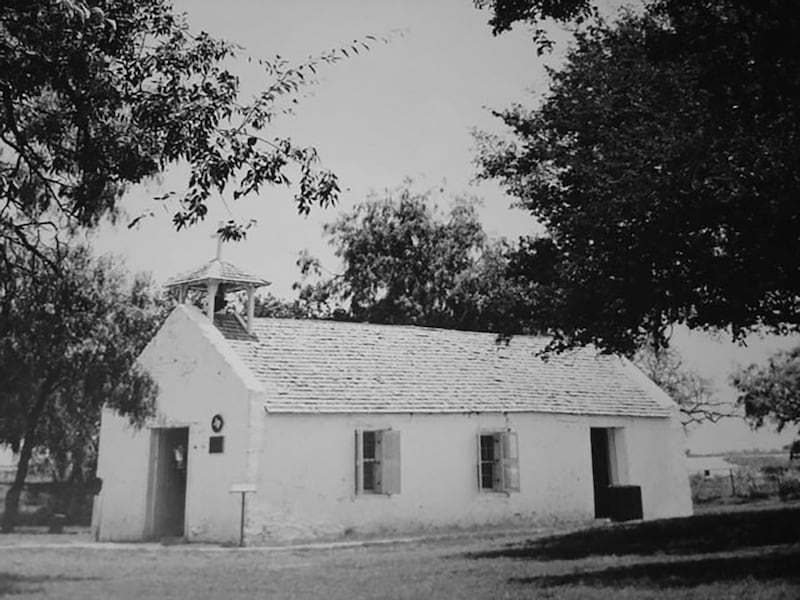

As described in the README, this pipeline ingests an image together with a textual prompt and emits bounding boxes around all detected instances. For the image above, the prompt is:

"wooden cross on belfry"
[214,222,225,261]
[212,224,227,313]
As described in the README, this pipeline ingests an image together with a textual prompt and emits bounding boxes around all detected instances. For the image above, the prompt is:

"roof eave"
[165,277,270,291]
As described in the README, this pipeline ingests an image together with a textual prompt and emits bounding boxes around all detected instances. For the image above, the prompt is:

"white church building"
[92,258,692,545]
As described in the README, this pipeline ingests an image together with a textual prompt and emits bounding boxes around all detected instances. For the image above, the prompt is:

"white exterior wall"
[92,408,152,540]
[247,410,692,543]
[625,407,693,519]
[94,306,264,543]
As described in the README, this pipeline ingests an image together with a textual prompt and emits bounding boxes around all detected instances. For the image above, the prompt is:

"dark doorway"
[147,427,189,539]
[590,428,613,518]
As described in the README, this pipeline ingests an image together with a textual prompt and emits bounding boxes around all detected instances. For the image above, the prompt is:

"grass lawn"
[1,504,798,599]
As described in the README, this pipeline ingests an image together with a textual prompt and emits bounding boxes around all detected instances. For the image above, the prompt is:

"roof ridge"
[249,316,551,341]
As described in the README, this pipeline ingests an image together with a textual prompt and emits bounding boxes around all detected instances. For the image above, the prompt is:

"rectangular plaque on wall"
[209,436,224,454]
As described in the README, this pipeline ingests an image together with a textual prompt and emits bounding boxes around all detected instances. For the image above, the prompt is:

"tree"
[295,182,537,333]
[474,0,596,52]
[0,0,374,259]
[0,243,164,530]
[475,4,800,355]
[252,291,326,320]
[731,346,800,434]
[634,346,734,426]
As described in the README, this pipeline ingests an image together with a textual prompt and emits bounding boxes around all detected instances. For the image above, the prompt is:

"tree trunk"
[2,391,49,533]
[65,447,86,523]
[2,431,35,532]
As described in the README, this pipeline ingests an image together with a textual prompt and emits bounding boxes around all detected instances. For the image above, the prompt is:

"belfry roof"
[165,259,269,292]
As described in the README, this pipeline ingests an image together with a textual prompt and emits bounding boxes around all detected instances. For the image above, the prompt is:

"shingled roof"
[165,258,269,292]
[215,317,675,418]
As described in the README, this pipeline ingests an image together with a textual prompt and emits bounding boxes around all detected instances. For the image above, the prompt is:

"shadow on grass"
[0,573,100,596]
[511,546,800,589]
[468,505,800,560]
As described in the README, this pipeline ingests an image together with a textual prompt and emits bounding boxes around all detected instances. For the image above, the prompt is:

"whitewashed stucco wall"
[94,306,264,543]
[247,410,692,543]
[625,407,692,518]
[92,408,152,540]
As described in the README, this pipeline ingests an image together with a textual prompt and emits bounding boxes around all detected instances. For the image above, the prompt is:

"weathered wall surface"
[92,408,151,539]
[93,306,263,543]
[247,411,692,543]
[626,407,693,519]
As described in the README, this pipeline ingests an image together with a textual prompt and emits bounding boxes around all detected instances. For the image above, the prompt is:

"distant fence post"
[729,468,736,496]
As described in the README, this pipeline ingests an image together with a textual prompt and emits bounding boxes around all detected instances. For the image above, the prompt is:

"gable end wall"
[94,306,264,543]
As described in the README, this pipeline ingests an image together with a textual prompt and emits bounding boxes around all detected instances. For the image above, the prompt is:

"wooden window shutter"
[476,434,483,491]
[501,431,520,493]
[379,430,402,495]
[354,430,364,494]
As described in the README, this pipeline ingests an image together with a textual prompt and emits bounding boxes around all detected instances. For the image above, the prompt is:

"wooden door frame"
[144,426,190,539]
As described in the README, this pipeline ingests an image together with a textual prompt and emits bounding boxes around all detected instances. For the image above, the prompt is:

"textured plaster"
[94,306,265,543]
[247,411,692,544]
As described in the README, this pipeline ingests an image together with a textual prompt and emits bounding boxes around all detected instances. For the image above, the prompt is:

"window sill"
[478,489,515,496]
[354,492,396,499]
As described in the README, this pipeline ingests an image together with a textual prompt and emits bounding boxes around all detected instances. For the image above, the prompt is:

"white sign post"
[229,483,257,547]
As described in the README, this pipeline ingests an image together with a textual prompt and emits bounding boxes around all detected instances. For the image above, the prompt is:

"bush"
[762,465,787,481]
[690,473,728,504]
[778,476,800,501]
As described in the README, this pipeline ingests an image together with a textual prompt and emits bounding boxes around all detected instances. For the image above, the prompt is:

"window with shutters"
[478,431,520,493]
[355,429,401,495]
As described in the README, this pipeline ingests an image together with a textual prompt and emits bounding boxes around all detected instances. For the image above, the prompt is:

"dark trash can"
[606,485,643,522]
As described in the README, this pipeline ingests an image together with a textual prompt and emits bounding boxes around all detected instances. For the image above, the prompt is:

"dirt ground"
[1,507,799,600]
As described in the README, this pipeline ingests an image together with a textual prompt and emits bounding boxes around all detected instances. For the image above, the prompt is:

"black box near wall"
[607,485,643,521]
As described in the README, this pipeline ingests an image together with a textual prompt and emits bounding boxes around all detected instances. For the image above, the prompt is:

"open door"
[591,427,642,521]
[146,427,189,539]
[590,428,614,518]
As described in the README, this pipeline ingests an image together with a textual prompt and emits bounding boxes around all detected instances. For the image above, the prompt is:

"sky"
[92,0,564,296]
[90,1,798,454]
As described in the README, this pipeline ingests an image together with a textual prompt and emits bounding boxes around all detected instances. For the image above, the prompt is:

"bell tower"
[164,240,269,334]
